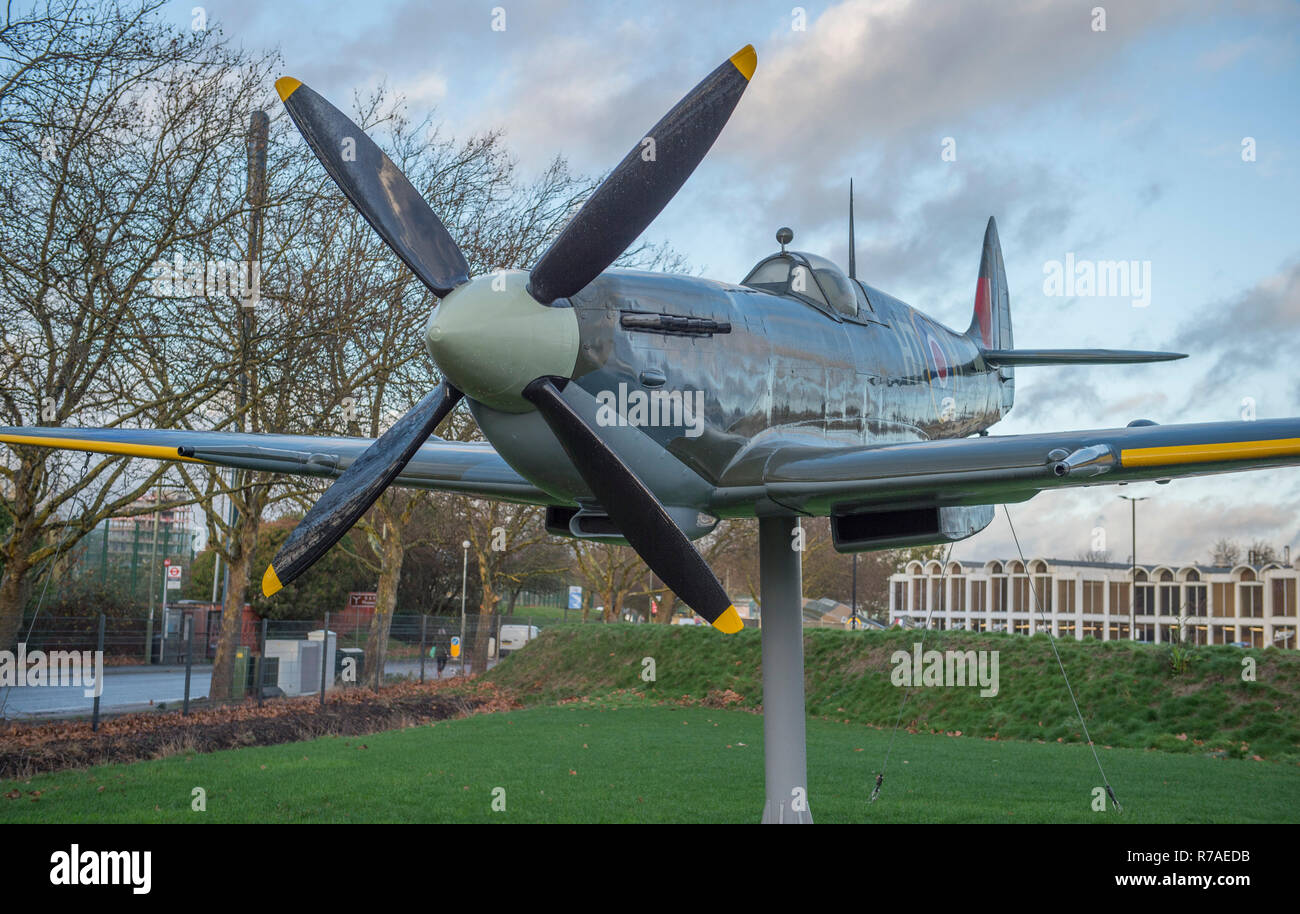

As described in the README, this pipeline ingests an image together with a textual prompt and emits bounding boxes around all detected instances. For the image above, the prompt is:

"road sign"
[567,585,582,610]
[167,565,182,579]
[450,636,460,658]
[166,580,181,590]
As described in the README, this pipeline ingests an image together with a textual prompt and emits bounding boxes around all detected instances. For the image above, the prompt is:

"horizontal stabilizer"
[980,348,1186,367]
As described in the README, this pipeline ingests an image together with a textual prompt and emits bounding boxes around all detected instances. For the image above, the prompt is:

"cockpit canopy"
[741,251,859,318]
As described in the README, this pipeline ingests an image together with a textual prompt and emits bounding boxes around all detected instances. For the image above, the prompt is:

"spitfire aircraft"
[3,44,1299,821]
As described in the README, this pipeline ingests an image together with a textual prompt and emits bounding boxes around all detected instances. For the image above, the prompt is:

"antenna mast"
[848,178,856,280]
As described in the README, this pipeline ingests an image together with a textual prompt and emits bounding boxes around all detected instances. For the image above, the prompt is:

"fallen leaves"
[0,679,522,780]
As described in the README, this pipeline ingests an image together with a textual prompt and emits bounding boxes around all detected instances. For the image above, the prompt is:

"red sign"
[347,592,377,609]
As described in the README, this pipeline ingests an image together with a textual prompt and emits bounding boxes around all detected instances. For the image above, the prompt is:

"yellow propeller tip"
[712,605,744,634]
[262,564,283,597]
[275,77,303,102]
[729,45,757,81]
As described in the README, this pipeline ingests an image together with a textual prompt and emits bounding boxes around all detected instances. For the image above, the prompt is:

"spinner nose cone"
[425,270,581,413]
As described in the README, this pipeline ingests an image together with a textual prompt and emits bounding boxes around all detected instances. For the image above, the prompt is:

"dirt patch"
[0,680,519,780]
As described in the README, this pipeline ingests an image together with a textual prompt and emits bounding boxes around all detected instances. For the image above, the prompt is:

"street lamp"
[1117,495,1149,640]
[460,539,470,675]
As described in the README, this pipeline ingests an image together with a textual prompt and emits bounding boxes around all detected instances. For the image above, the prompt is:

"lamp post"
[1117,495,1149,640]
[460,539,470,675]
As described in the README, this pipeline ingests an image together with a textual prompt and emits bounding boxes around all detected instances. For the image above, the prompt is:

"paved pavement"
[0,656,500,720]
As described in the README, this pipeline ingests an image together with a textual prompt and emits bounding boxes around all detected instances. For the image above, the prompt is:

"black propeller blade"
[526,45,756,305]
[263,383,463,596]
[522,377,742,633]
[276,77,470,297]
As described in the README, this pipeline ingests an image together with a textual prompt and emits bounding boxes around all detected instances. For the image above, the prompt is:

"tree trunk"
[208,506,259,700]
[0,551,33,651]
[470,570,498,676]
[363,522,404,689]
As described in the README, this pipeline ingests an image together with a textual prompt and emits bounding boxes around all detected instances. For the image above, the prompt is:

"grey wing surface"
[0,427,558,506]
[711,417,1300,515]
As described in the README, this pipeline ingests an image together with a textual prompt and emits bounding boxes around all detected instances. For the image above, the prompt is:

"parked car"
[498,624,540,655]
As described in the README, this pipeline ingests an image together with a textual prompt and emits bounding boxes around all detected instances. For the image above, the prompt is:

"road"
[0,657,500,720]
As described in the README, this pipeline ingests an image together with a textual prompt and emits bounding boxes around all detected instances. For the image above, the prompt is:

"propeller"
[275,77,470,296]
[523,378,742,633]
[527,44,756,305]
[264,47,757,632]
[264,383,463,596]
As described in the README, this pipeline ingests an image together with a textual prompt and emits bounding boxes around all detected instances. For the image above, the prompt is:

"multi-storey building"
[889,557,1298,649]
[68,491,196,603]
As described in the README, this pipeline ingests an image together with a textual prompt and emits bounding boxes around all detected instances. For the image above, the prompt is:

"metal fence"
[0,611,549,726]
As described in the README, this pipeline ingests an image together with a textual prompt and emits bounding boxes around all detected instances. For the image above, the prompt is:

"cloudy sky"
[178,0,1299,566]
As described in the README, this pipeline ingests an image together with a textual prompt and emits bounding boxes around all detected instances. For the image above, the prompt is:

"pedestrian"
[435,628,449,675]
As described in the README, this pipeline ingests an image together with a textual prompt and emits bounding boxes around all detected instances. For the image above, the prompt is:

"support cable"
[871,540,955,804]
[1002,504,1121,813]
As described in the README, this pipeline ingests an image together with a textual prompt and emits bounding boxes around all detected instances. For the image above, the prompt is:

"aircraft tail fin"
[966,217,1014,412]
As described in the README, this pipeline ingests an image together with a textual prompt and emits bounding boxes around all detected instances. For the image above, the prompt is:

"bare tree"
[0,1,274,649]
[1210,538,1242,567]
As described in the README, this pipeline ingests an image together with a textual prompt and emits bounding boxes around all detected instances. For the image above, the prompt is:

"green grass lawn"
[490,625,1300,762]
[3,696,1296,823]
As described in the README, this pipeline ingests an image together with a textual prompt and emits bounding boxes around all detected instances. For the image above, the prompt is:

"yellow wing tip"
[712,605,744,634]
[729,45,757,81]
[275,77,303,102]
[262,564,283,597]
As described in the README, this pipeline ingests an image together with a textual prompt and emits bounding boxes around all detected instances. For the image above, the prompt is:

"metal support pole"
[459,541,469,676]
[91,613,105,732]
[758,515,812,823]
[182,615,194,716]
[258,617,267,707]
[1131,499,1136,636]
[419,614,427,684]
[851,553,858,628]
[321,611,330,706]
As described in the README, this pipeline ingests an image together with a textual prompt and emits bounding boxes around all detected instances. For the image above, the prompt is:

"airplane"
[3,44,1299,822]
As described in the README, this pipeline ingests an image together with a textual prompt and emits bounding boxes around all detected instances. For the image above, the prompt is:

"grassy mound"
[487,624,1300,763]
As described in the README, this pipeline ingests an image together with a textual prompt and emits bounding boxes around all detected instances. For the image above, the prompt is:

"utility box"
[264,639,326,696]
[336,647,364,686]
[307,629,337,692]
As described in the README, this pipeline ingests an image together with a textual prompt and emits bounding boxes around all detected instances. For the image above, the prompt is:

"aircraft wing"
[0,426,558,505]
[714,417,1300,515]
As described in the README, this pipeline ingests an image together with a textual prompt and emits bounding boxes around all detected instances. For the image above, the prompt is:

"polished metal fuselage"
[471,267,1007,510]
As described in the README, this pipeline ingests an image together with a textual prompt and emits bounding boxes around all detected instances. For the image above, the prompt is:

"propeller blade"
[522,377,742,633]
[526,45,756,305]
[263,383,463,596]
[276,77,470,297]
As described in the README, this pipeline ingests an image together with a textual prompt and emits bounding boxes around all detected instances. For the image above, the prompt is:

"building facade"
[66,491,196,604]
[889,558,1298,649]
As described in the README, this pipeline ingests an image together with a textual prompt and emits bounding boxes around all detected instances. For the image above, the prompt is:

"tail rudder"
[967,216,1014,412]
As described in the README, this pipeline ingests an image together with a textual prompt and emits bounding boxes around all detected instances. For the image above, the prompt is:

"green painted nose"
[424,270,581,413]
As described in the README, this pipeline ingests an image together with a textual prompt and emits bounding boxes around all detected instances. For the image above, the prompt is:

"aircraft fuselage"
[471,267,1006,504]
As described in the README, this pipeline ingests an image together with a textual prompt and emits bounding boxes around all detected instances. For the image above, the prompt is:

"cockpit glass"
[801,253,857,318]
[742,252,857,318]
[789,262,828,306]
[743,257,791,292]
